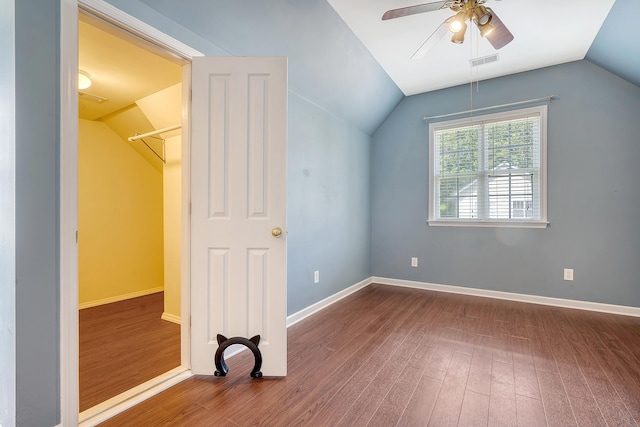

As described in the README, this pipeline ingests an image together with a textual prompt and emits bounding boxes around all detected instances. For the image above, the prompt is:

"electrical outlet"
[314,270,319,283]
[563,268,574,281]
[411,257,418,267]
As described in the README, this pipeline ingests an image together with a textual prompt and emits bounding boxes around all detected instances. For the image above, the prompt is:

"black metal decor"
[214,334,263,378]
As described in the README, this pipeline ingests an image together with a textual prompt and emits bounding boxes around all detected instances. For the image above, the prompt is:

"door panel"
[190,57,287,376]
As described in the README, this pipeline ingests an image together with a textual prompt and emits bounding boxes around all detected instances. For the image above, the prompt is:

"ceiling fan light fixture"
[473,5,492,27]
[78,70,92,90]
[451,28,466,44]
[479,22,495,38]
[449,12,467,33]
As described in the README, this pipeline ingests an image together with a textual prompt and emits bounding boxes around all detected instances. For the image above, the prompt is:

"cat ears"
[216,334,260,346]
[217,334,227,345]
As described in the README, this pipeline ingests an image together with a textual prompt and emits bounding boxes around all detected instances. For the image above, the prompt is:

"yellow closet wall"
[136,83,182,322]
[162,135,181,322]
[78,118,164,306]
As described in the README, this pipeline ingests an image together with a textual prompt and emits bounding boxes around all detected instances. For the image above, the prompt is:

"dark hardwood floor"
[100,284,640,426]
[80,292,181,411]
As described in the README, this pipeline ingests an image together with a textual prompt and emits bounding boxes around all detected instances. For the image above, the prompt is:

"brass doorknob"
[271,227,283,238]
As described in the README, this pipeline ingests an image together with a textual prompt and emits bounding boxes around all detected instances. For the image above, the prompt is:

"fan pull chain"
[469,24,474,122]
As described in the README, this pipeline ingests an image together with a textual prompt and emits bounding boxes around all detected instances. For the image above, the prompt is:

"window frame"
[428,105,548,228]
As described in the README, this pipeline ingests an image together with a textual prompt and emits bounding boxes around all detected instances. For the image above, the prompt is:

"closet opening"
[77,11,185,412]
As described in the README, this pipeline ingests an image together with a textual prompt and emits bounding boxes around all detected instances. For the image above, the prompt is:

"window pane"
[488,174,533,219]
[489,195,511,218]
[438,175,477,219]
[436,126,479,175]
[486,117,538,171]
[439,177,458,197]
[458,195,477,218]
[439,197,458,218]
[430,106,545,224]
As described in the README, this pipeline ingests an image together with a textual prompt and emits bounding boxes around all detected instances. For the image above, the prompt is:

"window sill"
[427,219,549,229]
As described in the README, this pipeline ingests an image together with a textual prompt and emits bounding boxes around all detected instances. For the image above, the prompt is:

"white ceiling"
[78,17,182,121]
[327,0,616,96]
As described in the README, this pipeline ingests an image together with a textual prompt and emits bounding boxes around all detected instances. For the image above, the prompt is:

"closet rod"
[128,124,181,142]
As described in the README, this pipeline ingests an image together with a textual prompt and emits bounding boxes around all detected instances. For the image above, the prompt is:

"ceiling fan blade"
[485,8,514,49]
[382,1,449,20]
[411,16,454,60]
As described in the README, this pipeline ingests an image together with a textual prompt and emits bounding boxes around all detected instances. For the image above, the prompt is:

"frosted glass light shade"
[78,71,92,90]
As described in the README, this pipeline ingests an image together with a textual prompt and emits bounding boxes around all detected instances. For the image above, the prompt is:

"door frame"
[60,0,202,424]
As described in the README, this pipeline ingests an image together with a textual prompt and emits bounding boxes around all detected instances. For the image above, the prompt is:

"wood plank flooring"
[100,284,640,426]
[80,292,181,411]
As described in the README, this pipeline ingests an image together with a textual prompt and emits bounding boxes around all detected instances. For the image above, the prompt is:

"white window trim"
[428,105,548,228]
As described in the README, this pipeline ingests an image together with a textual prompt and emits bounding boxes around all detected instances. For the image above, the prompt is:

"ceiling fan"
[382,0,514,59]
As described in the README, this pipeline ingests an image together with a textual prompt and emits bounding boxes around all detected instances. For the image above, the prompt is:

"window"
[428,105,547,227]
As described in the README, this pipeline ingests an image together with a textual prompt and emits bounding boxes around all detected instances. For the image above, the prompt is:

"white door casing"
[190,57,288,376]
[63,1,202,424]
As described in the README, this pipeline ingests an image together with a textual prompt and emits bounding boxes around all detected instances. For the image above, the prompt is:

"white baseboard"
[373,276,640,318]
[79,287,164,310]
[286,277,373,327]
[78,366,192,427]
[161,312,181,324]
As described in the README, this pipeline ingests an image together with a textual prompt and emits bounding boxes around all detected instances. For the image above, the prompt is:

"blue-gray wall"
[0,1,16,425]
[105,0,401,314]
[372,60,640,307]
[287,93,371,313]
[130,0,400,135]
[14,0,61,425]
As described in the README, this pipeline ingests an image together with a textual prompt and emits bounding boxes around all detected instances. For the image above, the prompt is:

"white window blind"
[429,105,547,227]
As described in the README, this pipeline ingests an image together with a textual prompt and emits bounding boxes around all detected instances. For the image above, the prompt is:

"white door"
[190,57,288,376]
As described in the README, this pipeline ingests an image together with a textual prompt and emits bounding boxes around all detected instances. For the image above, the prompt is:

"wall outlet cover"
[563,268,574,281]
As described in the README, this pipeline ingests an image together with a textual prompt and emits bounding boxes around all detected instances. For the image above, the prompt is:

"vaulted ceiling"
[584,0,640,88]
[327,0,618,95]
[100,0,639,135]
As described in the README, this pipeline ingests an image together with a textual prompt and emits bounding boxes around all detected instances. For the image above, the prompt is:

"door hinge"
[76,230,78,243]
